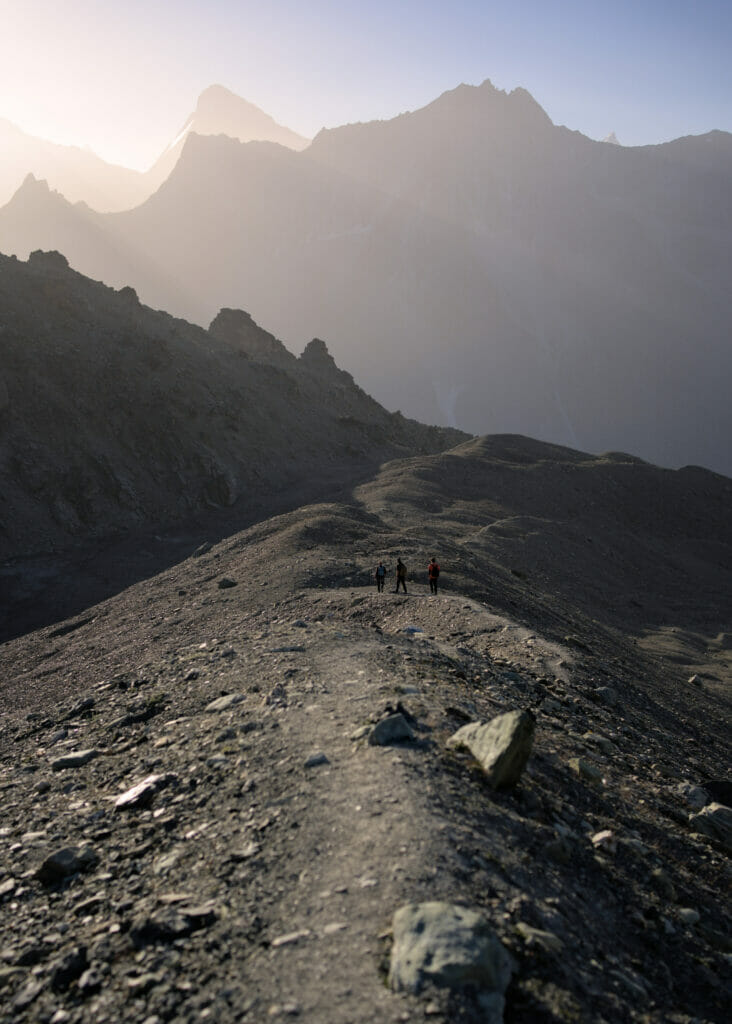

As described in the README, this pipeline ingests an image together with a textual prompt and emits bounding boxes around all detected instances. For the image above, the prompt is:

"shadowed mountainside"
[0,250,464,638]
[1,80,730,474]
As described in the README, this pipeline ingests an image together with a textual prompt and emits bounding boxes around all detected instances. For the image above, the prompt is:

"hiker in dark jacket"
[394,558,407,593]
[374,562,387,592]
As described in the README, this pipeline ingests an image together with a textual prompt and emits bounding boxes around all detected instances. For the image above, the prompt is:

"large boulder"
[389,902,512,1013]
[689,802,732,852]
[447,709,535,788]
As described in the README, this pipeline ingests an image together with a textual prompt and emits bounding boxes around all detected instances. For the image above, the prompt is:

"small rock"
[77,965,104,995]
[72,894,105,917]
[265,683,289,706]
[688,802,732,852]
[350,725,372,741]
[204,693,245,713]
[583,732,615,756]
[651,867,676,901]
[447,710,535,788]
[114,773,175,811]
[591,830,617,853]
[541,698,562,714]
[568,757,603,784]
[51,946,88,990]
[675,782,709,812]
[63,696,95,720]
[218,577,238,589]
[37,846,98,885]
[678,908,700,925]
[271,929,311,948]
[129,903,216,948]
[515,921,563,954]
[594,686,618,707]
[0,879,17,899]
[368,713,415,746]
[304,752,330,768]
[13,978,45,1010]
[229,841,261,862]
[688,674,703,687]
[51,749,100,771]
[389,902,512,1001]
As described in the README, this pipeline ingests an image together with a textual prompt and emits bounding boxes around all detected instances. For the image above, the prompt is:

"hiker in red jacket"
[427,557,440,594]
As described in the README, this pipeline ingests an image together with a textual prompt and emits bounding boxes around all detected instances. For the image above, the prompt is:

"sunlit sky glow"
[1,0,730,170]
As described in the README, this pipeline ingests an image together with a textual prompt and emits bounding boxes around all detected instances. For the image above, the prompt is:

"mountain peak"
[186,84,309,150]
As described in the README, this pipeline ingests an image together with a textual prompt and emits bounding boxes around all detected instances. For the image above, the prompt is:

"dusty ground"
[1,441,731,1022]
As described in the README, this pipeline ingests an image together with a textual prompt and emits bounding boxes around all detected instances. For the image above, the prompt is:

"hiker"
[394,557,407,593]
[374,561,387,592]
[428,557,440,594]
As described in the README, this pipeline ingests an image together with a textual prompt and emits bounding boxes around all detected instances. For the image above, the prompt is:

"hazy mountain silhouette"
[146,84,310,191]
[0,86,309,211]
[1,79,730,475]
[0,116,148,211]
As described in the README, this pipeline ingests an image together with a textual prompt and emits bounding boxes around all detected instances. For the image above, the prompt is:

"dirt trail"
[1,581,730,1024]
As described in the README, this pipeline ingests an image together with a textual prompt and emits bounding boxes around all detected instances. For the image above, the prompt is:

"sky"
[1,0,730,170]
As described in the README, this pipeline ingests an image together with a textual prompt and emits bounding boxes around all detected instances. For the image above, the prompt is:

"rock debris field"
[1,561,730,1022]
[1,435,731,1023]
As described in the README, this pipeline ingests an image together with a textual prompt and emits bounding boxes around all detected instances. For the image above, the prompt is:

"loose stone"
[389,902,512,1003]
[51,749,100,770]
[204,693,245,713]
[368,713,415,746]
[304,752,330,768]
[36,846,99,885]
[688,803,732,852]
[447,710,535,788]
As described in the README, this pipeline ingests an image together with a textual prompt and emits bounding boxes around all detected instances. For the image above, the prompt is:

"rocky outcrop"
[208,308,294,368]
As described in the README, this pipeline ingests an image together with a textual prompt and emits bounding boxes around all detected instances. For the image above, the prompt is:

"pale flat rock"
[447,710,535,788]
[389,902,512,1005]
[271,929,311,948]
[515,921,563,954]
[204,694,245,713]
[114,774,169,810]
[50,749,99,770]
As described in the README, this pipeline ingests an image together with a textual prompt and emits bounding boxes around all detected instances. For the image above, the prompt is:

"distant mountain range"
[0,85,309,211]
[1,79,730,475]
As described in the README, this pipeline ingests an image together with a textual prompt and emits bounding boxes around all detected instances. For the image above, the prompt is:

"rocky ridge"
[0,443,730,1022]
